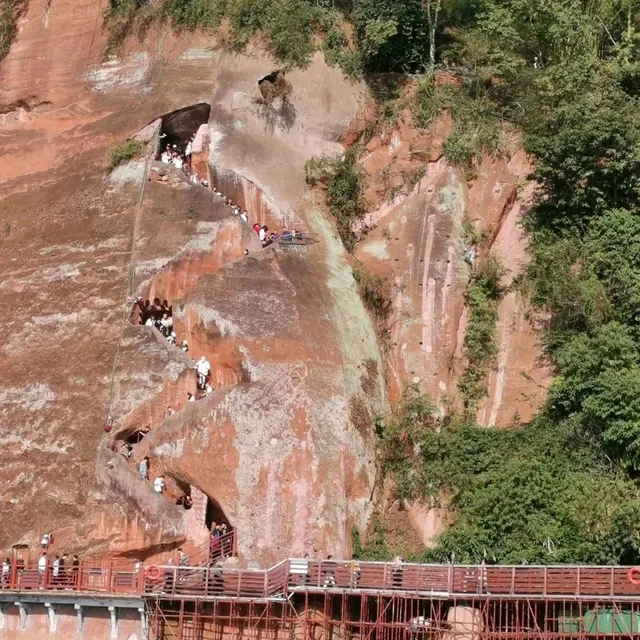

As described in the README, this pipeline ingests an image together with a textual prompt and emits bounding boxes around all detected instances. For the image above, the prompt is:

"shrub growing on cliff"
[376,385,438,499]
[305,147,364,251]
[0,0,27,62]
[108,139,144,171]
[368,389,640,565]
[458,255,504,413]
[325,146,364,251]
[352,262,391,322]
[421,417,640,565]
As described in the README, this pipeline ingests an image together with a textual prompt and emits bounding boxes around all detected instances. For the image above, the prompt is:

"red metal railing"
[3,559,640,600]
[2,560,144,594]
[292,561,640,597]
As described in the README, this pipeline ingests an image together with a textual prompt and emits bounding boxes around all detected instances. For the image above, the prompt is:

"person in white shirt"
[160,314,173,337]
[173,156,184,170]
[259,226,267,243]
[38,553,47,575]
[241,211,248,223]
[40,533,51,549]
[161,151,171,164]
[153,476,166,494]
[196,356,211,390]
[52,555,60,578]
[2,557,10,583]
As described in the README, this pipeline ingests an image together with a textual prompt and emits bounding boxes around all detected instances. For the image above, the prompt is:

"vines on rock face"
[0,0,27,63]
[305,146,364,252]
[457,254,504,414]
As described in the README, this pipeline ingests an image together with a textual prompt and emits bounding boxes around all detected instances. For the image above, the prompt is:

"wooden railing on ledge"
[3,559,640,601]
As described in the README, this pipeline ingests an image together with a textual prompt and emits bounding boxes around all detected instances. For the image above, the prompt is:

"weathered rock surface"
[355,118,551,425]
[0,2,383,563]
[0,0,549,567]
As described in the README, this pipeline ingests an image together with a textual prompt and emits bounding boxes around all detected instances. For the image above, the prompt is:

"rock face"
[355,117,551,426]
[0,0,381,563]
[0,0,548,565]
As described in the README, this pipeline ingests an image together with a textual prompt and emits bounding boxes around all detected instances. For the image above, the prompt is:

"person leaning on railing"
[1,557,9,586]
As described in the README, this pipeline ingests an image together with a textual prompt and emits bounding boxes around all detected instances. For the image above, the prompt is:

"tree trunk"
[424,0,442,70]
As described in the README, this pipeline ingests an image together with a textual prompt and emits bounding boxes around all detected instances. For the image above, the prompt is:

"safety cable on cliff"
[104,128,161,432]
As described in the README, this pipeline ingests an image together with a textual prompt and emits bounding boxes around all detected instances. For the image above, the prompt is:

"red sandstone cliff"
[0,0,549,565]
[354,114,550,427]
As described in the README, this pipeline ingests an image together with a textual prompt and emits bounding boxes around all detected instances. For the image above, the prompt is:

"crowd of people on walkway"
[135,297,190,352]
[133,298,212,394]
[158,138,308,250]
[127,298,215,506]
[119,136,311,525]
[1,534,81,589]
[158,136,209,187]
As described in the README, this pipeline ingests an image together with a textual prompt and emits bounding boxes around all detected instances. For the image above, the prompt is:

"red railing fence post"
[9,561,17,590]
[42,559,50,590]
[106,561,114,593]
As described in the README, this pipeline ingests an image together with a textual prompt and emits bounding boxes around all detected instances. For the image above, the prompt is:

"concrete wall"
[0,603,144,640]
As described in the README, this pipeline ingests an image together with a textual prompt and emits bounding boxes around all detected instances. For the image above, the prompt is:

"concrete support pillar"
[14,602,28,629]
[0,604,5,630]
[138,606,147,634]
[109,605,118,639]
[45,602,58,633]
[75,604,84,634]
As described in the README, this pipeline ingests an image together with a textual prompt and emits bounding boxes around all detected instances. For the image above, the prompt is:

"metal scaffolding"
[146,591,640,640]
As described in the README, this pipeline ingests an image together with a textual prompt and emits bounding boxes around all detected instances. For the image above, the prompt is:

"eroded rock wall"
[355,118,551,426]
[0,0,550,565]
[0,3,382,564]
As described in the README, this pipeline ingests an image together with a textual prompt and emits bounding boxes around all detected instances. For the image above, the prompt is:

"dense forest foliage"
[101,0,640,563]
[367,0,640,564]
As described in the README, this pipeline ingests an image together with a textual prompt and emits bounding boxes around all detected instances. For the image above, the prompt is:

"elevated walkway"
[3,558,640,602]
[4,556,640,640]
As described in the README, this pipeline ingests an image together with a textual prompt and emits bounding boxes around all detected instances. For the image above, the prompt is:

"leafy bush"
[265,0,315,68]
[524,67,640,234]
[458,255,504,411]
[373,388,640,564]
[409,77,503,176]
[304,154,336,186]
[108,139,144,171]
[352,262,391,321]
[305,147,364,251]
[324,27,363,78]
[411,74,439,129]
[0,0,27,62]
[161,0,223,31]
[376,384,438,499]
[422,418,640,564]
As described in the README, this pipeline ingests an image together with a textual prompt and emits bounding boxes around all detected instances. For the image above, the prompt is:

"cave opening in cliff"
[124,429,147,445]
[205,497,230,531]
[157,103,211,158]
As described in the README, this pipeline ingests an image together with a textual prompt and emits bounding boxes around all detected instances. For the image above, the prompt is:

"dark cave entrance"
[124,429,147,445]
[205,497,230,531]
[113,426,149,458]
[157,103,211,158]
